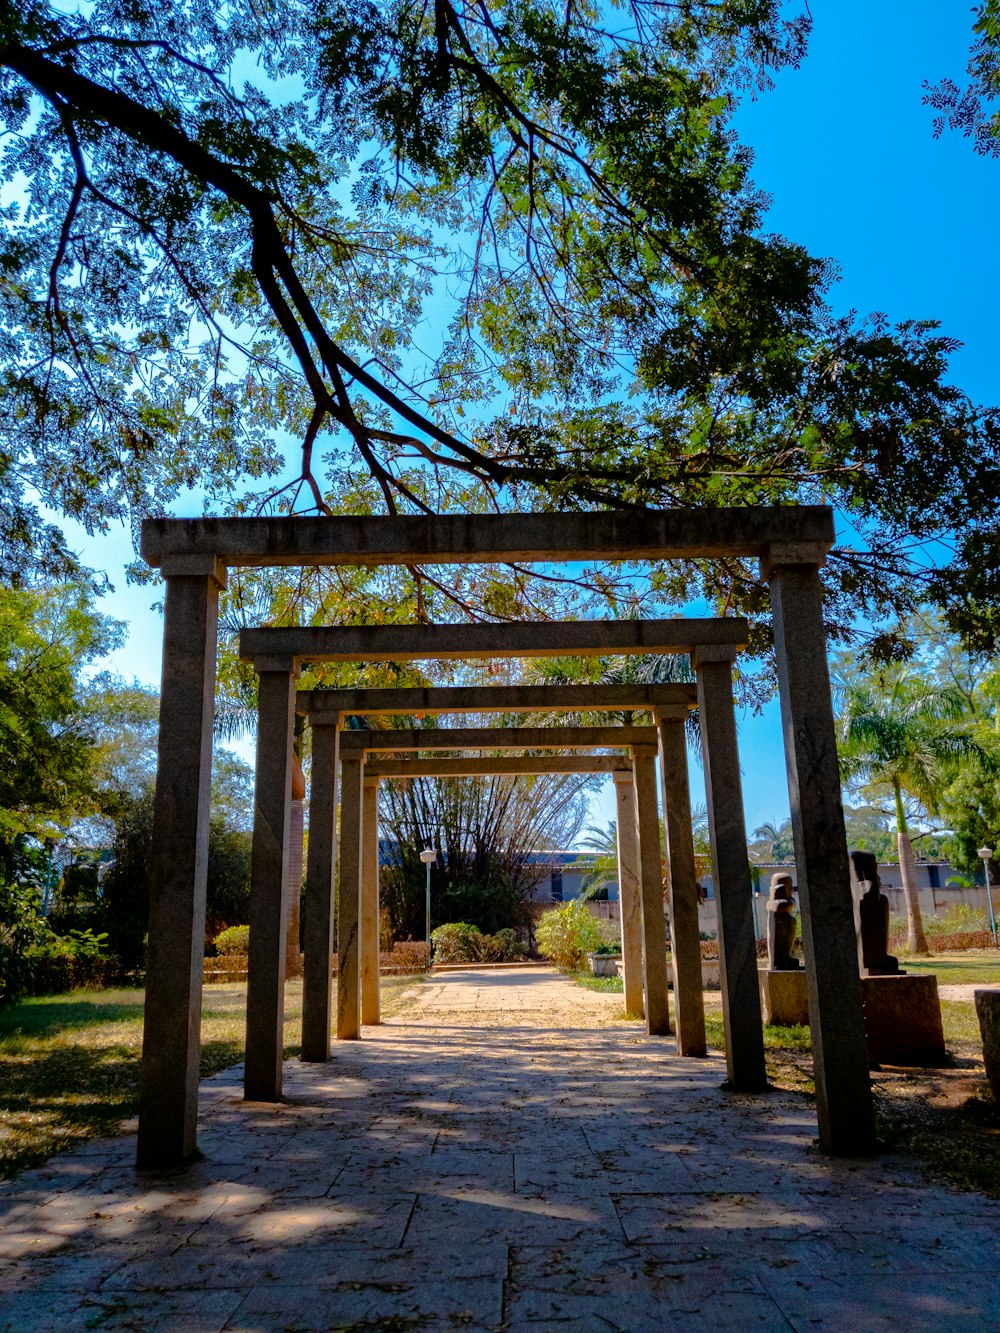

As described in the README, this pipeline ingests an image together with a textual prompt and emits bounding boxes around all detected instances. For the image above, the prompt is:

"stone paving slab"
[1,966,998,1332]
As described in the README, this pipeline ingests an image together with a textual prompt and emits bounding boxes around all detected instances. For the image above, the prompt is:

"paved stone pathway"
[1,967,998,1332]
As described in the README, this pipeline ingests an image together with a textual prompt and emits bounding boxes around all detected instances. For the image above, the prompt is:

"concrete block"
[759,968,810,1027]
[974,988,1000,1101]
[659,960,721,991]
[861,974,946,1067]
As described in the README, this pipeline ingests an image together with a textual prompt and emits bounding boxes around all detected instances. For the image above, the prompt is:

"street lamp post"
[978,847,997,946]
[419,847,437,955]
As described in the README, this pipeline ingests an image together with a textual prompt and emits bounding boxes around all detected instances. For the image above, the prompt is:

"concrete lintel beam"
[240,618,747,665]
[365,756,631,778]
[142,507,836,569]
[300,681,698,716]
[338,725,657,753]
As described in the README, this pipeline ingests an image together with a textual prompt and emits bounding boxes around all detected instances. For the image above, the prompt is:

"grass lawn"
[571,970,624,995]
[0,981,303,1181]
[0,973,431,1182]
[902,950,1000,986]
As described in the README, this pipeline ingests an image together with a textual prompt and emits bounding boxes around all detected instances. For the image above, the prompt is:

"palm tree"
[836,671,992,955]
[578,821,619,900]
[751,818,795,862]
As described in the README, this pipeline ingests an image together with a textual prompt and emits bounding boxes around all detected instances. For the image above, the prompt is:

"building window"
[551,868,563,901]
[927,864,940,889]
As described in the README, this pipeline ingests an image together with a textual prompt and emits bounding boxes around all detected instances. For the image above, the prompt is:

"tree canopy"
[925,1,1000,158]
[0,583,123,878]
[2,0,998,657]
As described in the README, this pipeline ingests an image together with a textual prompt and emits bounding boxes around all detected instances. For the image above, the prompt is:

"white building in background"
[699,860,986,937]
[526,853,987,937]
[524,850,597,904]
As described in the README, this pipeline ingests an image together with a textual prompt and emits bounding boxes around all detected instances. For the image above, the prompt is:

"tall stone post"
[361,776,381,1026]
[612,769,644,1018]
[137,556,225,1170]
[245,662,298,1102]
[632,745,671,1036]
[284,753,306,979]
[301,717,339,1062]
[693,646,767,1091]
[337,751,364,1040]
[764,544,876,1154]
[655,708,707,1057]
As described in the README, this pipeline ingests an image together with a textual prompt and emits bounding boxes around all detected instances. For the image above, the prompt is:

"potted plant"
[588,940,623,976]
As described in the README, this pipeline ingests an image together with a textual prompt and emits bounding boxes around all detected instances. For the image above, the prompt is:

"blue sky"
[63,0,1000,841]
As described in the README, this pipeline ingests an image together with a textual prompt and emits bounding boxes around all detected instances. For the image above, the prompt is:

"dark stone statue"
[851,849,903,976]
[766,872,801,971]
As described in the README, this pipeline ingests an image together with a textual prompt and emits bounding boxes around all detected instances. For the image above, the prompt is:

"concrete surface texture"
[140,506,836,567]
[300,681,698,716]
[4,967,997,1333]
[239,616,748,665]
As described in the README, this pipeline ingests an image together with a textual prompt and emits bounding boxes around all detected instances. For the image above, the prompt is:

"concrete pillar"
[693,647,767,1091]
[284,754,306,979]
[301,718,339,1062]
[361,776,381,1026]
[136,556,225,1170]
[764,546,876,1154]
[632,745,671,1036]
[245,663,298,1101]
[337,751,364,1040]
[611,770,644,1019]
[655,709,707,1057]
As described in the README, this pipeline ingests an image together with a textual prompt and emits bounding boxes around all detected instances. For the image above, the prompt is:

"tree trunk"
[895,787,929,955]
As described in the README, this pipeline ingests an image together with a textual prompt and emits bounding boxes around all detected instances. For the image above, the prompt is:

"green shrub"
[592,940,622,955]
[926,903,989,935]
[430,922,527,963]
[23,927,115,995]
[214,924,251,956]
[488,927,527,962]
[431,921,483,962]
[0,881,47,1007]
[535,901,602,970]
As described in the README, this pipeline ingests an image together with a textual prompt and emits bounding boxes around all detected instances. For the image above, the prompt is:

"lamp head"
[979,847,994,862]
[419,848,437,865]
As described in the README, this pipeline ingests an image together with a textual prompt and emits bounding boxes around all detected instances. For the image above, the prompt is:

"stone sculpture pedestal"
[860,975,946,1066]
[758,968,810,1027]
[974,989,1000,1102]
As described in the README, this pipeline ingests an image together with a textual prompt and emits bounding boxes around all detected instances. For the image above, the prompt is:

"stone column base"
[758,968,809,1027]
[975,989,1000,1101]
[861,974,946,1066]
